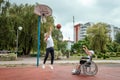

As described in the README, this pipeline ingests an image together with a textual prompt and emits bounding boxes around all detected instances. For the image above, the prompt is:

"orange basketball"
[56,24,61,29]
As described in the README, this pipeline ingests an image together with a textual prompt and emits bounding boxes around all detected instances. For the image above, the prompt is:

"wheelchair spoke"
[83,61,98,76]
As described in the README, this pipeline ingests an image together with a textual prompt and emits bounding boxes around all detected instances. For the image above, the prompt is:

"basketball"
[56,24,61,29]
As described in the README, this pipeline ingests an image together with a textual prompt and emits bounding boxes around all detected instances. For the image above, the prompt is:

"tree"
[115,31,120,44]
[0,3,38,55]
[0,0,13,50]
[87,22,110,53]
[52,28,63,50]
[71,40,89,53]
[0,2,64,56]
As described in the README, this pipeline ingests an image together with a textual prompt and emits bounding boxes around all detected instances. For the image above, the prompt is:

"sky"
[9,0,120,41]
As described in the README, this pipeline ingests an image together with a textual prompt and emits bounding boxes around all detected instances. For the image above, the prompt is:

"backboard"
[34,4,52,16]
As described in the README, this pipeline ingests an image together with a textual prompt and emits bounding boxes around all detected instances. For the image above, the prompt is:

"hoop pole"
[37,16,41,67]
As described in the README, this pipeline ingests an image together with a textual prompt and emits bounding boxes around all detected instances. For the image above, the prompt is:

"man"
[42,26,54,70]
[72,45,94,75]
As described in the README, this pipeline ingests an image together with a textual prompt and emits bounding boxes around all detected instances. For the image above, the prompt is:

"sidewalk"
[0,57,120,65]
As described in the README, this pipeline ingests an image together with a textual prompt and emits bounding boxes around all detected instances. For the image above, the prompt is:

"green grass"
[107,57,120,60]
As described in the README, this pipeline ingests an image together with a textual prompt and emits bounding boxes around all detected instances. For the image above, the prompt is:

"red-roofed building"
[74,23,81,43]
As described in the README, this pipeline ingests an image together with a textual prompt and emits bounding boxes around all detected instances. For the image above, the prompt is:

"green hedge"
[97,53,110,59]
[116,52,120,56]
[0,53,17,61]
[30,51,63,60]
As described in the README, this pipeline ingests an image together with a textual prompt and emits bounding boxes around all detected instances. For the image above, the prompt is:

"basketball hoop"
[34,4,52,66]
[34,4,52,23]
[41,14,47,23]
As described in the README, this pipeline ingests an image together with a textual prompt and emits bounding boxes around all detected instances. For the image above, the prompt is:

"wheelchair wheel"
[83,61,98,76]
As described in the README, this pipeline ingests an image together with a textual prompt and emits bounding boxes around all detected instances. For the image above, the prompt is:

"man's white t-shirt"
[46,35,54,48]
[87,50,94,61]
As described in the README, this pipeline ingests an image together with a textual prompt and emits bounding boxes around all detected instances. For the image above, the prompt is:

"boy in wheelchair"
[72,45,94,75]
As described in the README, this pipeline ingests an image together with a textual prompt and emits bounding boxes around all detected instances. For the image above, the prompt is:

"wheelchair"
[72,56,98,76]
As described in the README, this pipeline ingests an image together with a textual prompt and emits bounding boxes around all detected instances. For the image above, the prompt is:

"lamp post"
[16,26,22,56]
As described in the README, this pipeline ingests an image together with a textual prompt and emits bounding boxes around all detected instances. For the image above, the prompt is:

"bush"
[30,51,45,57]
[97,54,102,58]
[77,54,80,56]
[116,52,120,57]
[110,52,116,57]
[96,53,110,59]
[103,54,110,59]
[17,51,23,57]
[54,51,63,60]
[92,54,96,58]
[30,53,37,57]
[0,53,17,61]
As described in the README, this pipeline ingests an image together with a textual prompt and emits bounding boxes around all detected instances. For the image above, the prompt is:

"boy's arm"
[44,33,48,41]
[83,47,91,56]
[44,26,53,41]
[44,32,50,42]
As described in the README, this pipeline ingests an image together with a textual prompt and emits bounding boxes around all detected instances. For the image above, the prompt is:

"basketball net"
[41,13,46,23]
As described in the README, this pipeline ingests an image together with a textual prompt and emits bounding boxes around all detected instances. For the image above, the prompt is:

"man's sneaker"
[42,64,45,69]
[49,65,54,70]
[72,69,80,75]
[72,69,76,73]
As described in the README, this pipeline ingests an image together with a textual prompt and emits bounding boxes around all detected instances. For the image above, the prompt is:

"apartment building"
[107,25,120,41]
[74,22,120,42]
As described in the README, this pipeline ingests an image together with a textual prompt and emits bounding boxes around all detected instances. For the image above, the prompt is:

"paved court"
[0,63,120,80]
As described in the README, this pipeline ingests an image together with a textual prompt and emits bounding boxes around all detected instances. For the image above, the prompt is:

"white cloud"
[111,7,120,18]
[102,7,120,26]
[78,0,97,7]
